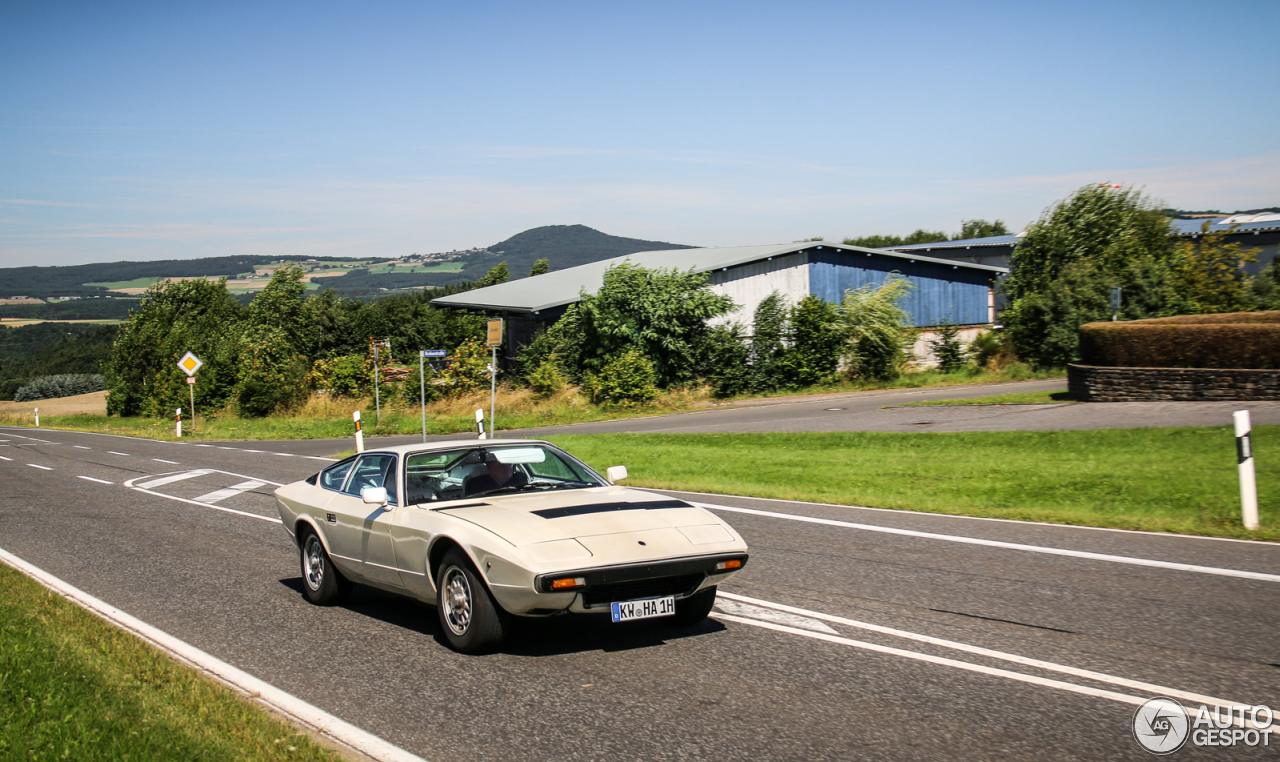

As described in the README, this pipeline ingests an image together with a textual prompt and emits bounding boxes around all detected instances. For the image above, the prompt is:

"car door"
[325,453,405,588]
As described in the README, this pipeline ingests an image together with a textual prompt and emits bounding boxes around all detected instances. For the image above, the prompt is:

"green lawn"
[899,390,1074,406]
[0,562,341,762]
[83,277,163,290]
[546,428,1279,541]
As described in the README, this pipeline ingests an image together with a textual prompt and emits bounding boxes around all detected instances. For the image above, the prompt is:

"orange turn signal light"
[550,577,586,590]
[715,559,743,571]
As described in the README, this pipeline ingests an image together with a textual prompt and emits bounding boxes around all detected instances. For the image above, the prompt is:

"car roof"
[357,438,552,457]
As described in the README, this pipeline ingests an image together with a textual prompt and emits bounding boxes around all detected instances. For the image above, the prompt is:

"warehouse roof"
[431,241,1008,314]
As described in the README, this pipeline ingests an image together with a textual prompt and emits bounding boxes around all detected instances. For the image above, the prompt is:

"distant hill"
[0,226,693,300]
[481,224,695,276]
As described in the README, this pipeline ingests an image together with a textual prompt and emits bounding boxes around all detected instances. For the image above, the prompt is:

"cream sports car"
[274,439,749,653]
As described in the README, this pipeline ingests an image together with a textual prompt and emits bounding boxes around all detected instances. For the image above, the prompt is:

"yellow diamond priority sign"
[178,351,204,377]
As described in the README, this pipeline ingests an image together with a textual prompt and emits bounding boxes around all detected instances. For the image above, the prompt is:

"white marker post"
[176,408,182,438]
[1234,410,1259,530]
[34,407,38,427]
[475,409,486,440]
[353,410,364,453]
[419,351,427,443]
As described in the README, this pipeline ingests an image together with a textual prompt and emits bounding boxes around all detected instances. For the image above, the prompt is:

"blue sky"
[2,0,1277,267]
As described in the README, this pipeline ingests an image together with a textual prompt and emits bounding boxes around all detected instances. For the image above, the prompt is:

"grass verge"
[898,390,1074,406]
[545,427,1279,541]
[0,366,1063,442]
[0,561,342,762]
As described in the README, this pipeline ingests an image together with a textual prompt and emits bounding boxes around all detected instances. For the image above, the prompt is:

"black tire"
[300,530,351,605]
[669,585,717,626]
[436,548,508,654]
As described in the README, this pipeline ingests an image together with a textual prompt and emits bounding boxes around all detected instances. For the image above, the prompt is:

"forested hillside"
[0,324,117,399]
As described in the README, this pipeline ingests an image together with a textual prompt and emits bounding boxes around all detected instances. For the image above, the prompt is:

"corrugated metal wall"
[808,250,992,326]
[706,252,810,326]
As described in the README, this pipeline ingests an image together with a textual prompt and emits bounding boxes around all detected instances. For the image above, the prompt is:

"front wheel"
[669,585,717,626]
[436,549,508,654]
[300,531,350,605]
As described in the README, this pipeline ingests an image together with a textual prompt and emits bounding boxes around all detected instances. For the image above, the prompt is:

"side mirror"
[361,486,389,506]
[606,465,628,483]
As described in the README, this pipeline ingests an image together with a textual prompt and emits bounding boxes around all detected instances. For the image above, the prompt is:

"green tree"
[583,347,658,406]
[748,292,789,393]
[245,264,313,354]
[235,325,309,417]
[105,278,242,417]
[843,229,949,249]
[473,263,511,289]
[955,219,1010,239]
[1249,260,1280,310]
[1174,222,1260,313]
[698,324,751,398]
[1001,184,1186,367]
[438,338,490,397]
[839,275,915,381]
[576,263,735,387]
[927,319,969,372]
[529,258,551,277]
[779,295,842,387]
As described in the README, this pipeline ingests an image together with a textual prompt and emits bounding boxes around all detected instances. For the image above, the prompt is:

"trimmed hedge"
[1079,311,1280,369]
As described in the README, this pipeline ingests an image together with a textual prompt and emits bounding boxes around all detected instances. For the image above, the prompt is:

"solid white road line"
[712,612,1223,720]
[152,458,180,464]
[666,487,1278,545]
[77,475,114,484]
[0,547,429,762]
[244,449,264,453]
[697,502,1280,583]
[108,451,130,456]
[717,592,1242,711]
[194,480,266,504]
[305,456,336,461]
[136,470,213,490]
[27,464,52,470]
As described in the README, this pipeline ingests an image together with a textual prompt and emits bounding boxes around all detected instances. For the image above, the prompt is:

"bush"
[968,329,1018,370]
[583,348,658,406]
[699,324,750,398]
[14,374,106,402]
[398,362,442,406]
[439,338,491,397]
[235,327,309,417]
[927,320,969,373]
[308,355,367,397]
[840,275,915,381]
[527,357,569,398]
[1078,311,1280,369]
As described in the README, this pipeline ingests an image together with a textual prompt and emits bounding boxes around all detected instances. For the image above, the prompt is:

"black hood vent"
[532,499,692,520]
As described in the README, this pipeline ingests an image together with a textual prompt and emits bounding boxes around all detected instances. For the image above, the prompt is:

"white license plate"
[611,596,676,622]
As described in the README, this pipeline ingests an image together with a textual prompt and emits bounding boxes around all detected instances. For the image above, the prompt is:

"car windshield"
[404,444,606,505]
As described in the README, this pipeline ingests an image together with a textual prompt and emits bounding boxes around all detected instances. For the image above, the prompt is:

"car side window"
[343,454,398,505]
[319,458,356,492]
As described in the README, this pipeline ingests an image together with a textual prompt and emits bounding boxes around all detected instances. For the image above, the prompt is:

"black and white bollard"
[475,409,486,440]
[176,407,182,438]
[1234,410,1258,530]
[353,410,364,453]
[34,407,39,427]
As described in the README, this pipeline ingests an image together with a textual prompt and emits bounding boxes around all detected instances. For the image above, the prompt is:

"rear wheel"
[300,531,350,605]
[436,548,508,654]
[669,585,717,625]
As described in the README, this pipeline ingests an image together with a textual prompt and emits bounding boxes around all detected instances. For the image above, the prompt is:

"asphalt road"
[2,426,1277,760]
[233,379,1280,459]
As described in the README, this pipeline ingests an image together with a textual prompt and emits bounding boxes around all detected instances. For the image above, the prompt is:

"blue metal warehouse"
[432,241,1006,354]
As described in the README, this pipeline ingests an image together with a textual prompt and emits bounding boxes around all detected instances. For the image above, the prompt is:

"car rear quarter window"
[319,458,356,491]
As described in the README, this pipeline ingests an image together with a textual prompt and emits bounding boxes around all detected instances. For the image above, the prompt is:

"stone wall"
[1068,364,1280,402]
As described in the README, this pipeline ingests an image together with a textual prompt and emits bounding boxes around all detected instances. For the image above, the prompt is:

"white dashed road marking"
[28,464,52,470]
[194,480,266,504]
[0,455,11,461]
[74,445,91,449]
[152,458,180,464]
[77,476,113,484]
[108,451,130,456]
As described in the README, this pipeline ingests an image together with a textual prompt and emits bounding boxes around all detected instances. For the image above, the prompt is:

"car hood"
[436,487,744,563]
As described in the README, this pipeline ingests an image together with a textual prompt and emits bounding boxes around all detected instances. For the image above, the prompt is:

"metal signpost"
[419,350,446,442]
[177,351,203,434]
[486,319,503,439]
